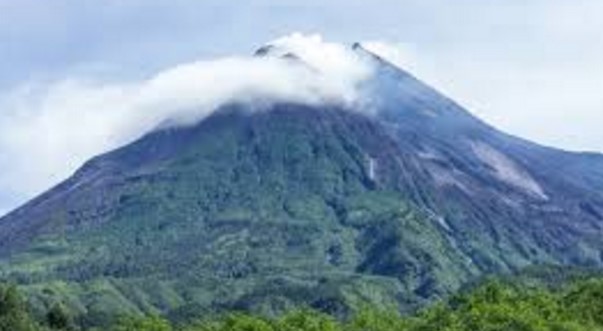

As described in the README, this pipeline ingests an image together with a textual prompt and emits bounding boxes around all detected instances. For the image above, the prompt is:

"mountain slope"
[1,44,602,325]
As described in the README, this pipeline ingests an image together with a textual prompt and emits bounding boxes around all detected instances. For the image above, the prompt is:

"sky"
[0,0,602,215]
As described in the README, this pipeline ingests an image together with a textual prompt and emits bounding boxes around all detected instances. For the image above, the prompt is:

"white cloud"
[0,34,374,215]
[269,33,369,84]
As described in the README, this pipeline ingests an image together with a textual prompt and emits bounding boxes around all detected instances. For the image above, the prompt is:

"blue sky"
[1,0,602,215]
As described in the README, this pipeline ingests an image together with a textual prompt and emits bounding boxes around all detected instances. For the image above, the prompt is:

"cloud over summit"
[0,33,381,214]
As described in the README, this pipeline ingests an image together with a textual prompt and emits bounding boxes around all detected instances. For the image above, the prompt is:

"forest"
[2,273,603,331]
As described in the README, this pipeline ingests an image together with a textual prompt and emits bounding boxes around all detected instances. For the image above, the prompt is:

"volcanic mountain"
[1,41,603,324]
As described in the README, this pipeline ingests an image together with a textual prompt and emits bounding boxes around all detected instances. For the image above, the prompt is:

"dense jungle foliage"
[3,271,603,331]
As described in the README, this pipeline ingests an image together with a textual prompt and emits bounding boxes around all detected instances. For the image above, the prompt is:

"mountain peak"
[351,42,398,67]
[254,34,383,68]
[253,44,303,63]
[253,33,370,78]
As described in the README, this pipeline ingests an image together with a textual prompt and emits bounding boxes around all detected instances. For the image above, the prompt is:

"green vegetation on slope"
[0,108,475,324]
[4,272,603,330]
[2,105,603,327]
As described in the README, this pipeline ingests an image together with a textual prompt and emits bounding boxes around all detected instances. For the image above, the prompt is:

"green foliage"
[276,310,341,331]
[183,314,272,331]
[563,279,603,327]
[5,276,603,330]
[98,277,603,330]
[0,284,38,331]
[46,303,73,330]
[347,307,409,331]
[110,316,172,331]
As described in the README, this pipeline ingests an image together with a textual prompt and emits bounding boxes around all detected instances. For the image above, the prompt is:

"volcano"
[1,40,603,324]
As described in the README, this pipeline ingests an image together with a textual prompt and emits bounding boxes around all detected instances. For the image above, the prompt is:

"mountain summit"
[1,36,603,325]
